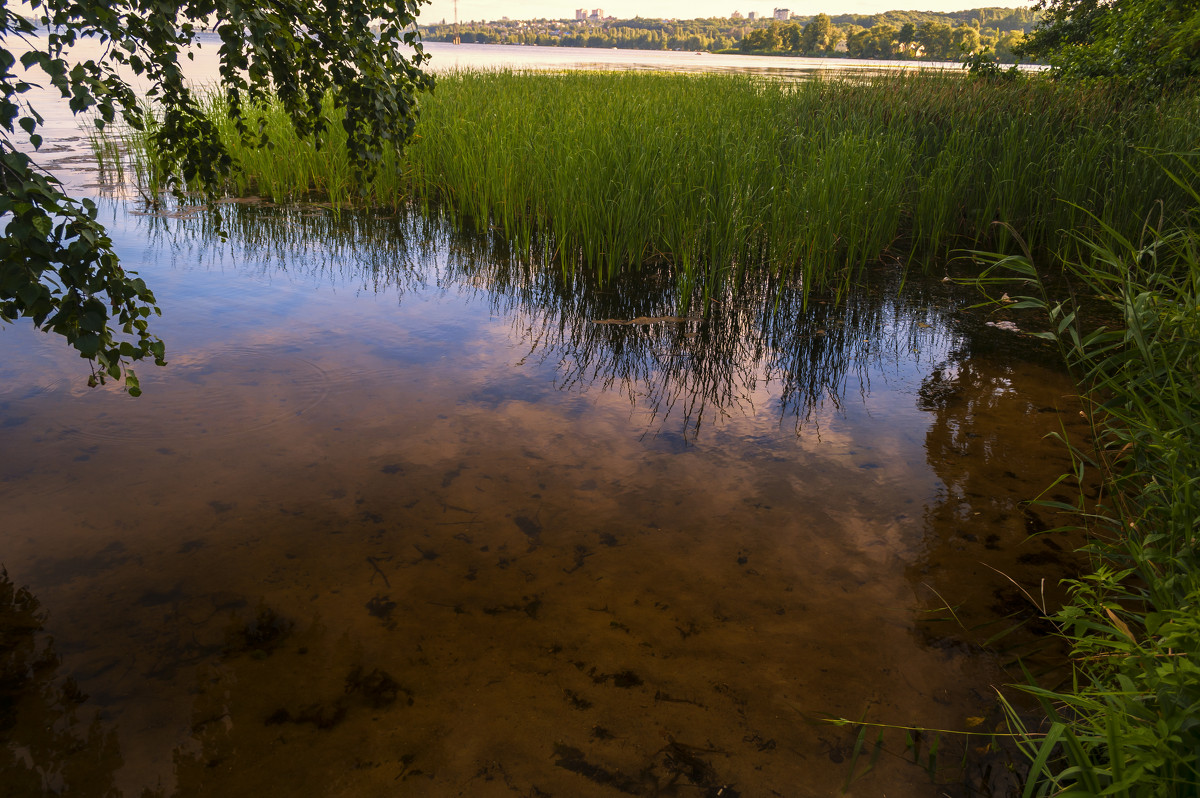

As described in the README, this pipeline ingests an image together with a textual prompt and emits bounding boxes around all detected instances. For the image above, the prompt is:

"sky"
[414,0,1036,24]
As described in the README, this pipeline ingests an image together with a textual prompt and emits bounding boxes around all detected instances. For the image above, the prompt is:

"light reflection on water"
[416,40,961,78]
[0,200,1087,797]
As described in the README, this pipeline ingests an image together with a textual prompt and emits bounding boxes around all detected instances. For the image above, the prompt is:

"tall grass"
[973,158,1200,795]
[121,70,1200,301]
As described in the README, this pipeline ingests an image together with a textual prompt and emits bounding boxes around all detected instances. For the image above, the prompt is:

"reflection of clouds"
[0,195,1089,792]
[120,201,974,446]
[3,198,1074,796]
[57,347,332,443]
[103,200,966,558]
[1,199,966,556]
[487,271,965,441]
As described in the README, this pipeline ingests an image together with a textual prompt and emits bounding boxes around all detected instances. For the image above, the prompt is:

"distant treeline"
[419,7,1038,63]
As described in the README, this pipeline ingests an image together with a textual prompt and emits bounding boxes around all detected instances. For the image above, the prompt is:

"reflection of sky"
[146,203,958,433]
[2,198,957,538]
[1,198,961,579]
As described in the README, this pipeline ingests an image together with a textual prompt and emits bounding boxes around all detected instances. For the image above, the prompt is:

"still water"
[3,36,1080,798]
[416,41,959,77]
[2,199,1087,796]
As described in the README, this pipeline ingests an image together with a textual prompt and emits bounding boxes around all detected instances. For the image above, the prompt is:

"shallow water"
[0,198,1089,797]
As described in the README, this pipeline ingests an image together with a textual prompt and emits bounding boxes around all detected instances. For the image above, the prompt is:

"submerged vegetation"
[125,70,1198,308]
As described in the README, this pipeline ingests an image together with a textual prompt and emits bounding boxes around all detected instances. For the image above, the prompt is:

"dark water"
[0,199,1088,796]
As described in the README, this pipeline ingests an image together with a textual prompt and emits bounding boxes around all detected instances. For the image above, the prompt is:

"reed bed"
[970,158,1200,795]
[124,70,1200,298]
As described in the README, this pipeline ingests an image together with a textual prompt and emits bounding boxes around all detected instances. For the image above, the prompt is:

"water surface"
[0,199,1087,796]
[418,40,961,77]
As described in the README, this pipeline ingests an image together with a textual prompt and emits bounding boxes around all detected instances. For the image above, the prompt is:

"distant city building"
[747,11,758,20]
[731,10,743,18]
[590,8,603,19]
[575,8,587,19]
[773,8,789,20]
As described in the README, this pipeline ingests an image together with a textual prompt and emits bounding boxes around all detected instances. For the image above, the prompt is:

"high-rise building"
[747,11,758,20]
[773,8,789,20]
[576,8,587,19]
[731,10,743,18]
[591,8,603,19]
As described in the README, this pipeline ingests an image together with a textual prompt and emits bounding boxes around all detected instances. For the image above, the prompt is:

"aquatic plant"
[117,71,1199,302]
[971,157,1200,795]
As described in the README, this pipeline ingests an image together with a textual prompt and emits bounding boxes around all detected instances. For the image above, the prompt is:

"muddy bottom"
[0,204,1086,797]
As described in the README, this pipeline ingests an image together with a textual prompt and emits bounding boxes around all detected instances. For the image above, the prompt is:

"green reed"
[971,156,1200,796]
[122,70,1200,300]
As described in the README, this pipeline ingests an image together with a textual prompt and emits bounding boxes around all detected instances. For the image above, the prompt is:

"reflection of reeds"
[148,202,963,438]
[86,128,124,185]
[121,71,1199,299]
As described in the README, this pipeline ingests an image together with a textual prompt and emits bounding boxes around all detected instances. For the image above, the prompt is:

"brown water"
[1,203,1087,797]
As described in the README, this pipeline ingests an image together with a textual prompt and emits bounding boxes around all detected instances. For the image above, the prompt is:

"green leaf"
[74,334,103,357]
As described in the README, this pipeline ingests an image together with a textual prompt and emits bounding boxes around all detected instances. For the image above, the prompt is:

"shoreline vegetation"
[124,70,1197,301]
[417,8,1038,64]
[977,161,1200,794]
[115,68,1200,794]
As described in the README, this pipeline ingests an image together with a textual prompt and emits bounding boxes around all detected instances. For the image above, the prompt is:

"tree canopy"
[421,9,1038,58]
[1,0,432,393]
[1020,0,1200,85]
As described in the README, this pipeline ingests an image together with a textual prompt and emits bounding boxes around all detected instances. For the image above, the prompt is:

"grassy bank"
[125,70,1200,302]
[976,161,1200,794]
